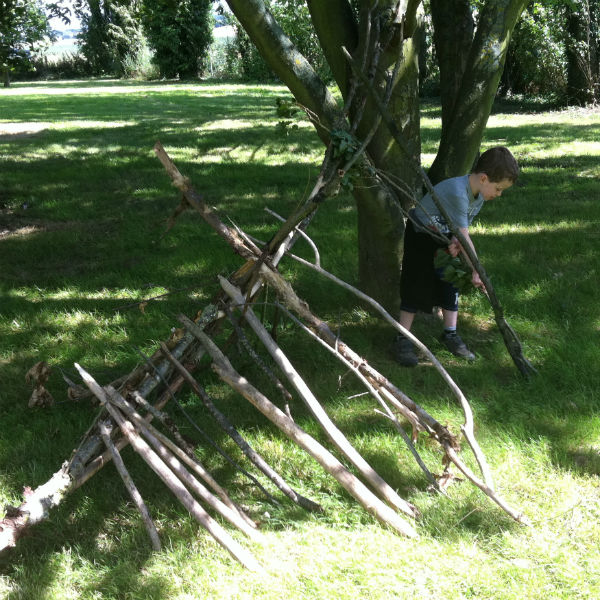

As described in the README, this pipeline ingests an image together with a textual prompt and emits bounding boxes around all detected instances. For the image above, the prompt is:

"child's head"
[472,146,519,183]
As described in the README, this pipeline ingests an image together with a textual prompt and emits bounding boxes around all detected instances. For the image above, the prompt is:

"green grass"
[1,80,600,599]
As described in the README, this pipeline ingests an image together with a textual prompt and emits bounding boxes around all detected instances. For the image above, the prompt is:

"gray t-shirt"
[412,174,484,234]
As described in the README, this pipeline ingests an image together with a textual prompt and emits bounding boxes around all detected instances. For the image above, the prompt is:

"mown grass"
[1,80,599,599]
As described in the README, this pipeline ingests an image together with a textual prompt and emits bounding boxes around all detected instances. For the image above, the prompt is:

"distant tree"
[0,0,53,87]
[564,0,596,104]
[500,0,599,104]
[141,0,213,79]
[500,1,566,97]
[75,0,145,76]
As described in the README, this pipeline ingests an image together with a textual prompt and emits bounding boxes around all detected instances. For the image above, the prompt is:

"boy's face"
[479,175,513,201]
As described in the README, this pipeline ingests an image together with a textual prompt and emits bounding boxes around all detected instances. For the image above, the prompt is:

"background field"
[1,81,599,599]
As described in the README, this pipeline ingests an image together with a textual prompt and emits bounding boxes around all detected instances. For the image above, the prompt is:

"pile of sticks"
[0,144,527,570]
[0,8,535,565]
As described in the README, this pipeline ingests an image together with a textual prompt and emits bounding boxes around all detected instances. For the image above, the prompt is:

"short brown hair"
[472,146,519,183]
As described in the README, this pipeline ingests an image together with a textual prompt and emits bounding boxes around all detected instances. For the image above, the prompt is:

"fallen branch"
[98,419,162,551]
[0,464,71,552]
[133,344,279,505]
[273,301,439,492]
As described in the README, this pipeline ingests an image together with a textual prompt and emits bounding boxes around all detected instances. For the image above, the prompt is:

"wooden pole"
[98,420,162,551]
[160,339,323,513]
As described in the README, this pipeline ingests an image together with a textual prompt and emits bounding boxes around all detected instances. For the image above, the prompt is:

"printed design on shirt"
[467,200,481,223]
[428,215,451,234]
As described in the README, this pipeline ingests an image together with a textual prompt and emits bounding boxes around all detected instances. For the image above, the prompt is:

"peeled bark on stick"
[196,338,417,537]
[0,464,71,553]
[98,420,162,551]
[160,339,323,514]
[75,364,263,571]
[214,278,417,519]
[0,379,183,556]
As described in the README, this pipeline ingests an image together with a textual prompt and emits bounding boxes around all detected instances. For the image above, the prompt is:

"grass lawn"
[1,80,599,599]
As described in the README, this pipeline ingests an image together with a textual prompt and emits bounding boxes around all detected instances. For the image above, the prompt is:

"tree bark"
[428,0,528,183]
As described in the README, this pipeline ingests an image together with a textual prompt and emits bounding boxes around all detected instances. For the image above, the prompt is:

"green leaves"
[433,249,474,293]
[330,129,359,161]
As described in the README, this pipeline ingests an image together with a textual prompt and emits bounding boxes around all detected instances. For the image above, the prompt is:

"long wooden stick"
[160,339,323,514]
[75,364,263,571]
[105,389,261,541]
[218,276,417,518]
[98,420,162,551]
[273,302,439,491]
[129,390,255,528]
[256,260,495,490]
[198,344,417,537]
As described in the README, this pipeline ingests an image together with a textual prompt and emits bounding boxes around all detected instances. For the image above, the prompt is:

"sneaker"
[394,335,418,367]
[440,331,475,360]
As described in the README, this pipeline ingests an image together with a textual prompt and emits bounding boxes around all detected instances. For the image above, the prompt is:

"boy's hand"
[448,237,462,257]
[472,270,486,291]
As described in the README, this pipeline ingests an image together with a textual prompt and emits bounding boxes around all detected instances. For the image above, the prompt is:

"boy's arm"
[449,227,485,290]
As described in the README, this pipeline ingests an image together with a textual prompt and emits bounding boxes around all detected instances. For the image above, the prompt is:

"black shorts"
[399,220,459,313]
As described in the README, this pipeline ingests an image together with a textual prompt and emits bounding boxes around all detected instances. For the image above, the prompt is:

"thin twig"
[98,419,162,551]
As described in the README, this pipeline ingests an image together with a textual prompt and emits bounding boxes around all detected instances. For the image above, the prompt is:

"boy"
[395,146,519,367]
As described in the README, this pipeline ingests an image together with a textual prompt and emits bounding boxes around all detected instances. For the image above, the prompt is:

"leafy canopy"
[0,0,53,75]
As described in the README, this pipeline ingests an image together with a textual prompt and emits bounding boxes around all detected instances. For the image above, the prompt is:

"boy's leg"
[440,308,475,360]
[442,309,457,330]
[399,310,416,331]
[394,309,418,367]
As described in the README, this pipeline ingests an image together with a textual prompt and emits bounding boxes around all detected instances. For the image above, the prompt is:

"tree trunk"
[352,4,422,313]
[428,0,528,183]
[565,0,595,106]
[3,68,10,88]
[225,0,528,308]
